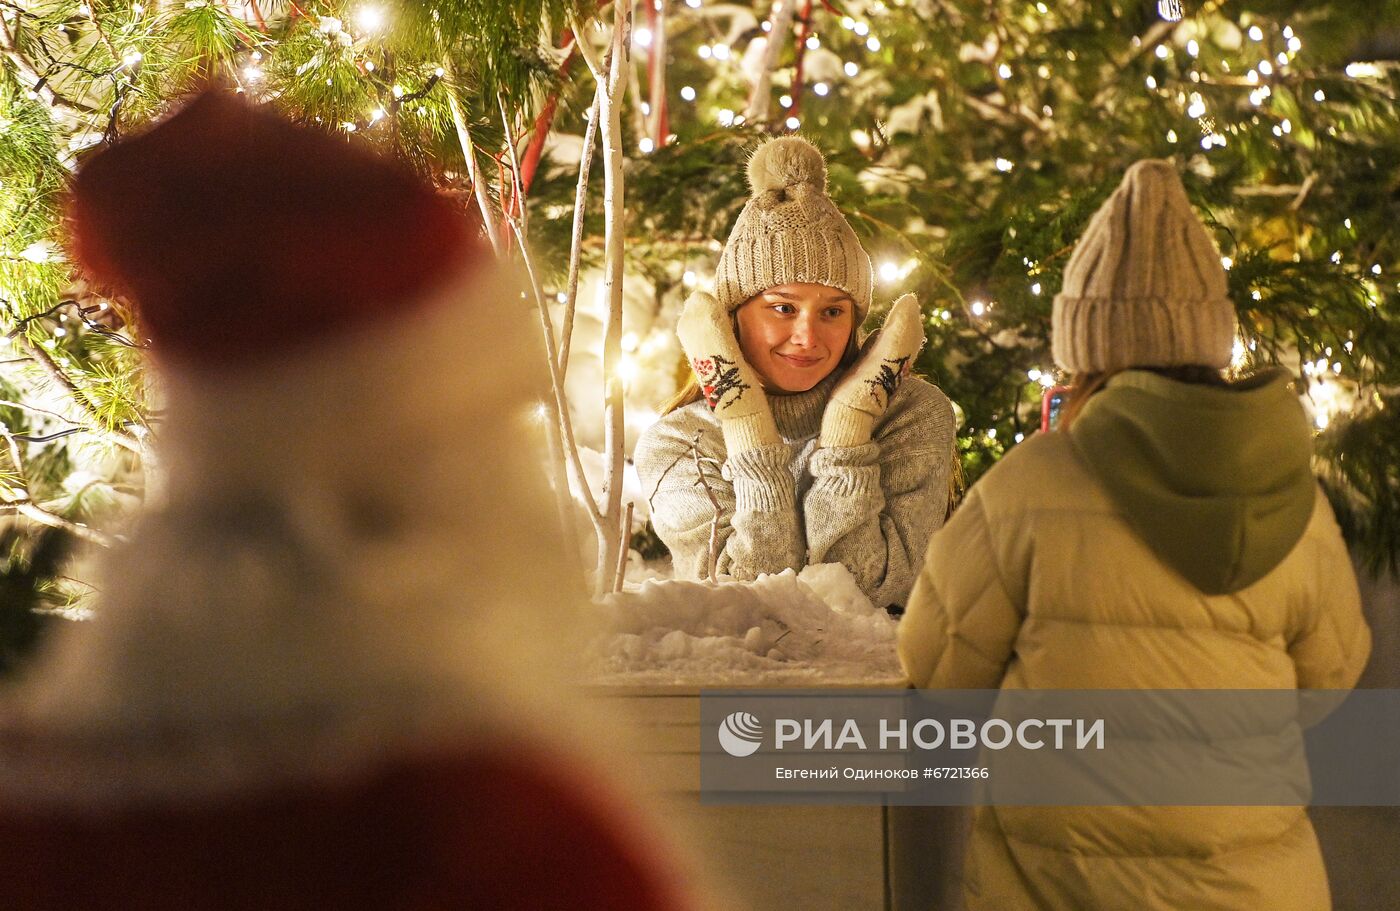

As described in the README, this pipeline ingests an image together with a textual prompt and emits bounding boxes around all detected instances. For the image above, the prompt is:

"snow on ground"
[586,563,906,687]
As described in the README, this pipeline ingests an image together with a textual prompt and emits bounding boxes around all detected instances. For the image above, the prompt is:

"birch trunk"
[746,0,794,123]
[595,0,631,597]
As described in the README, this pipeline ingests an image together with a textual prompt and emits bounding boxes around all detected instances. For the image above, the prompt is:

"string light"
[844,61,860,77]
[813,82,829,96]
[680,86,696,101]
[1248,25,1264,41]
[354,6,384,33]
[998,63,1012,78]
[866,37,880,52]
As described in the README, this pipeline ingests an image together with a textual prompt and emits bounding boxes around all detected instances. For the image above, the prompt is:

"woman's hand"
[820,293,926,448]
[676,291,781,453]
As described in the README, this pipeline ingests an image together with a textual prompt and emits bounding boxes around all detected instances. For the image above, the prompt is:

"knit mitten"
[820,293,926,448]
[676,291,781,454]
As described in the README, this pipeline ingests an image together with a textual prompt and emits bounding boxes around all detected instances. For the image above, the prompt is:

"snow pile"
[586,563,905,686]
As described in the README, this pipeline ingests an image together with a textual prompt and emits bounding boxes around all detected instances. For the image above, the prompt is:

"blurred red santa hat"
[68,89,480,366]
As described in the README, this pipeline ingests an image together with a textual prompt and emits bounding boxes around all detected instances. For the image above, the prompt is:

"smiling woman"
[635,137,958,612]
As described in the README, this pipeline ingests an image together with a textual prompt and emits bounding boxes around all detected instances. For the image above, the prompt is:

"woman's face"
[735,283,855,393]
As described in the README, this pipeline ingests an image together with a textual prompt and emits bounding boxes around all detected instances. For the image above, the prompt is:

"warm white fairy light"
[878,261,899,283]
[1315,89,1326,101]
[785,116,800,130]
[683,270,698,287]
[1231,338,1248,370]
[844,61,860,77]
[698,44,712,59]
[633,27,653,48]
[806,35,820,50]
[1031,282,1042,295]
[1221,256,1233,270]
[779,93,793,108]
[680,86,696,102]
[995,158,1014,172]
[1287,36,1302,53]
[1248,25,1264,41]
[813,81,829,96]
[1155,44,1169,59]
[1186,94,1206,118]
[841,15,854,28]
[998,63,1012,78]
[1186,39,1199,57]
[354,6,384,33]
[866,37,880,52]
[970,300,986,317]
[1345,62,1381,79]
[1166,129,1178,142]
[1145,75,1157,89]
[712,44,731,60]
[854,21,869,36]
[639,137,655,154]
[717,108,735,126]
[1372,264,1383,275]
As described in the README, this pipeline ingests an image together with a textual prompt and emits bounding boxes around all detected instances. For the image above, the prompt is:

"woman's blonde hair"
[659,311,863,415]
[1058,364,1229,431]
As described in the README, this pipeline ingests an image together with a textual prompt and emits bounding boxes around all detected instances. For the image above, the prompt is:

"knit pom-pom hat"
[1051,159,1237,373]
[713,136,873,321]
[69,90,478,367]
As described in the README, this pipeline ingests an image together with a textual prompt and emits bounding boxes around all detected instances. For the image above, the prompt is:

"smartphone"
[1040,385,1072,433]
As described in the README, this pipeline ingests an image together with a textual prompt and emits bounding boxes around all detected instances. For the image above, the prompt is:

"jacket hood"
[1068,367,1315,595]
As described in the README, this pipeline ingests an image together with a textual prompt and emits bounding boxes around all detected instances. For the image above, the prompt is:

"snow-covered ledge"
[587,564,969,910]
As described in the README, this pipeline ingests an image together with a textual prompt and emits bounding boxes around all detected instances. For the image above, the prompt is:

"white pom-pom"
[746,136,827,195]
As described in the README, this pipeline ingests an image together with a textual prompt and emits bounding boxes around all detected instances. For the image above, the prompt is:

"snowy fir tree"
[0,0,1398,658]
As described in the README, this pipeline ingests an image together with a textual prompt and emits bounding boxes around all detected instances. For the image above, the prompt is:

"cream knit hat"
[714,136,873,320]
[1051,159,1237,373]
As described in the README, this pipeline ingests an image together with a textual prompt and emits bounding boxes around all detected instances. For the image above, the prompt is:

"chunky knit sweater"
[634,371,957,610]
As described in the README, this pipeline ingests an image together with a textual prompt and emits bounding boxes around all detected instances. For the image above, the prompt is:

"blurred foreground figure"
[0,91,696,911]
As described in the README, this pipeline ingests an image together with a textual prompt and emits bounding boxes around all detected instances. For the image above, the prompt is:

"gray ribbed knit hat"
[714,136,873,320]
[1052,159,1237,373]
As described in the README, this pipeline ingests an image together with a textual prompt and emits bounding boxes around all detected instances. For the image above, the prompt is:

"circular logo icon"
[718,711,764,758]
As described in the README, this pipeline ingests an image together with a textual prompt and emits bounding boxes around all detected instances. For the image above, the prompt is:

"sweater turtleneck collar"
[765,369,843,441]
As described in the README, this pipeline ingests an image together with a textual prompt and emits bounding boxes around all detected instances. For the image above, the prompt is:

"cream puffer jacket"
[898,369,1372,911]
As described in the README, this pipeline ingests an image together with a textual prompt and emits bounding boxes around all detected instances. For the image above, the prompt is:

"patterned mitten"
[820,293,926,448]
[676,291,781,454]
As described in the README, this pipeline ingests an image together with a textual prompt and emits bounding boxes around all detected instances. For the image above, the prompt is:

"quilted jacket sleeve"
[897,483,1024,689]
[1288,493,1371,691]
